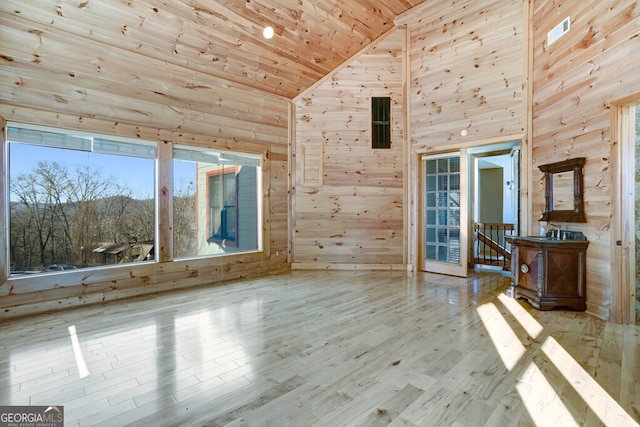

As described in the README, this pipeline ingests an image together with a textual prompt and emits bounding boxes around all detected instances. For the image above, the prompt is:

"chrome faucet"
[548,223,562,239]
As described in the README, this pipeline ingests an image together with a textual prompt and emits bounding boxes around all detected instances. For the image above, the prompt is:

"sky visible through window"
[10,144,196,202]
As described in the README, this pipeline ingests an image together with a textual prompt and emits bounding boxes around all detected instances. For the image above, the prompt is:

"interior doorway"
[419,141,520,277]
[611,97,639,324]
[420,151,469,277]
[469,143,520,271]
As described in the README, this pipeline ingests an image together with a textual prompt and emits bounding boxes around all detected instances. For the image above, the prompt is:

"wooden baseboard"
[291,262,411,271]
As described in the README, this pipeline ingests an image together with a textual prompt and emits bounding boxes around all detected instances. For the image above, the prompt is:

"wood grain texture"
[301,143,324,186]
[0,97,289,319]
[0,270,638,426]
[407,0,526,149]
[0,0,638,326]
[531,0,640,321]
[293,28,406,267]
[0,0,425,99]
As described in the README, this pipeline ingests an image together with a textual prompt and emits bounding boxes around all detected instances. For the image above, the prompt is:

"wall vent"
[547,16,571,46]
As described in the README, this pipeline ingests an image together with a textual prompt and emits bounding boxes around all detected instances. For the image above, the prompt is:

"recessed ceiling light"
[263,26,274,40]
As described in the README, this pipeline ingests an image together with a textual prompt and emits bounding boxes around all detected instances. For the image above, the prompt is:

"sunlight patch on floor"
[68,325,89,379]
[477,302,525,370]
[541,336,638,427]
[497,292,543,339]
[479,295,638,427]
[515,362,579,426]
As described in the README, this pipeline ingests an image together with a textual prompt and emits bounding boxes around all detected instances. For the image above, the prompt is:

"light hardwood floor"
[0,270,638,426]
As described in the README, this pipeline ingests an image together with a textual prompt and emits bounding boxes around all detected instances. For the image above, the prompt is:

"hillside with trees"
[10,161,195,274]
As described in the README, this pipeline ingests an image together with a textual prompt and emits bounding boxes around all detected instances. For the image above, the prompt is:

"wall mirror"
[539,157,586,222]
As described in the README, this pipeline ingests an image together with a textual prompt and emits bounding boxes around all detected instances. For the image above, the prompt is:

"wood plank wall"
[403,0,526,275]
[292,29,406,269]
[406,0,526,150]
[531,0,640,320]
[3,0,638,323]
[0,3,290,318]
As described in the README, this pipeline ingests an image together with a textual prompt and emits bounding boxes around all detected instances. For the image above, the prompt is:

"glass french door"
[421,151,468,277]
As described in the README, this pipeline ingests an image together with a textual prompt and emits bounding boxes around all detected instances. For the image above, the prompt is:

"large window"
[7,124,156,276]
[5,123,264,276]
[173,145,261,258]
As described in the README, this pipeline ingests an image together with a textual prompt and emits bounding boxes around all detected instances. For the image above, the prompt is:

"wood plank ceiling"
[3,0,426,99]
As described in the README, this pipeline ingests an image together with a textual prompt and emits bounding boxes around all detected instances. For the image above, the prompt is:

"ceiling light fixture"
[263,26,275,40]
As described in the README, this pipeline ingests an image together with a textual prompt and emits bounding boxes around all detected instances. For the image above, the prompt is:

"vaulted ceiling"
[2,0,426,99]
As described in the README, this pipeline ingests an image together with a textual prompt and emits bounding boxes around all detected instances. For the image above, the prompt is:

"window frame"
[172,143,264,259]
[2,120,270,287]
[5,122,159,276]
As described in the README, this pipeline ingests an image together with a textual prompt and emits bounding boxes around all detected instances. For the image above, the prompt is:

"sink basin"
[506,235,553,241]
[505,231,587,243]
[520,236,562,243]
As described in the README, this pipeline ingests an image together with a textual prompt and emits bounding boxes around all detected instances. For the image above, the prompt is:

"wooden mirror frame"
[539,157,586,222]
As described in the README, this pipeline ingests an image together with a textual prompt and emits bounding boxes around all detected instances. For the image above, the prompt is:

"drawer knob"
[520,264,529,274]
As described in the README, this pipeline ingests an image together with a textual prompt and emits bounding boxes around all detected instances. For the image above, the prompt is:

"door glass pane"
[437,228,448,243]
[427,175,436,191]
[438,158,448,173]
[424,156,461,264]
[438,193,449,208]
[438,175,448,190]
[450,156,460,173]
[426,209,435,223]
[450,174,460,193]
[450,209,460,227]
[426,245,437,259]
[438,210,448,225]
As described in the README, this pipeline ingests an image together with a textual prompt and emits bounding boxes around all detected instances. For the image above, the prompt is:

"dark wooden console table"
[505,233,589,311]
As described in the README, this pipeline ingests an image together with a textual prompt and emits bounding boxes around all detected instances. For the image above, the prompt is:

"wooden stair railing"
[473,222,514,270]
